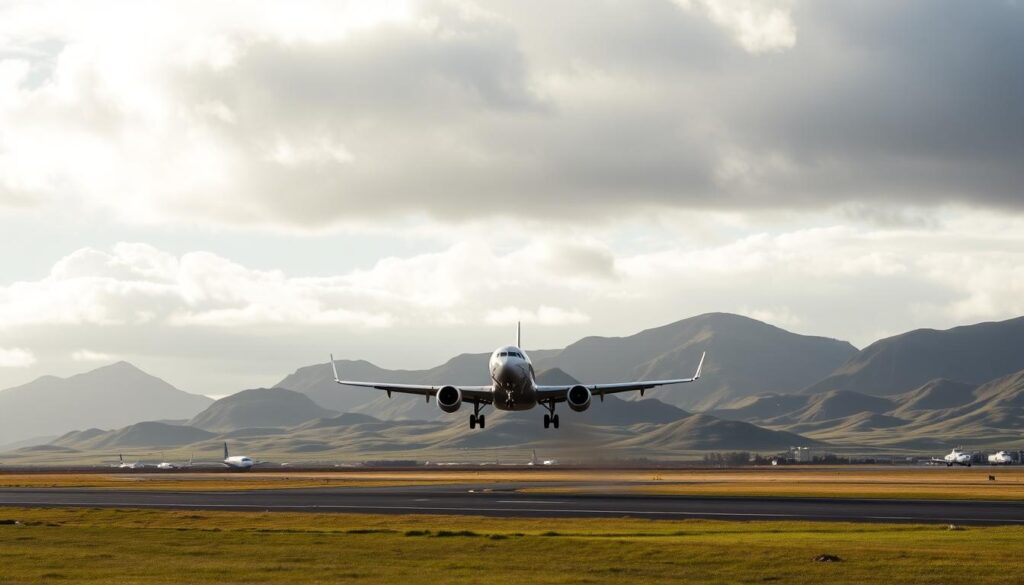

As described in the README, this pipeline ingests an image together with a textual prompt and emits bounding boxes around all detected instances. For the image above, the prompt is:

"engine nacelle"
[566,385,592,412]
[436,385,462,413]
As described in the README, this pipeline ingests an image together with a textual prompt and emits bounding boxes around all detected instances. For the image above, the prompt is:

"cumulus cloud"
[484,305,591,326]
[0,1,1020,229]
[70,349,115,362]
[0,347,36,368]
[676,0,797,53]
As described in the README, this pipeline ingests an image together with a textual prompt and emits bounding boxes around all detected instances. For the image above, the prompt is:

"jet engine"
[566,385,592,412]
[436,385,462,413]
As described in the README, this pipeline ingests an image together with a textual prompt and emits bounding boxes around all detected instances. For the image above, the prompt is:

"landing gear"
[469,401,486,429]
[542,401,559,429]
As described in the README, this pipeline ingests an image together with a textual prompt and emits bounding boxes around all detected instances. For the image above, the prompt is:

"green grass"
[1,508,1023,584]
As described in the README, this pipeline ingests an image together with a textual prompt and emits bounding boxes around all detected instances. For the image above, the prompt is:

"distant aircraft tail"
[223,442,229,460]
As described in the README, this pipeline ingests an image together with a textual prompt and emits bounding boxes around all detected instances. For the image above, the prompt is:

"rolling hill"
[188,388,337,432]
[713,368,1024,448]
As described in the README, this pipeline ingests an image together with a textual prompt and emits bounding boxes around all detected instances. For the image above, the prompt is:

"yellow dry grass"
[2,507,1024,584]
[3,467,1024,500]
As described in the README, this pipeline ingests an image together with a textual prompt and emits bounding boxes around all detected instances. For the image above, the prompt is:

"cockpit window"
[499,352,507,357]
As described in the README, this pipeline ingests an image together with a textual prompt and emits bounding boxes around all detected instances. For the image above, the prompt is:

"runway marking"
[497,500,567,504]
[3,500,1024,524]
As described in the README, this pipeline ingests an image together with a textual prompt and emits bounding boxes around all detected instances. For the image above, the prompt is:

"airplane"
[221,442,256,471]
[988,450,1014,465]
[331,323,706,429]
[156,453,193,471]
[528,449,557,466]
[932,448,972,467]
[115,454,146,470]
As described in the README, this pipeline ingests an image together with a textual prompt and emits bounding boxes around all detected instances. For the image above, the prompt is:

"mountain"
[188,388,337,432]
[0,362,212,445]
[804,316,1024,396]
[277,313,857,415]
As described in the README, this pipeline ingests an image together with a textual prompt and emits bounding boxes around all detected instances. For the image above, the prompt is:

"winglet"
[329,354,340,382]
[694,351,707,380]
[516,321,521,348]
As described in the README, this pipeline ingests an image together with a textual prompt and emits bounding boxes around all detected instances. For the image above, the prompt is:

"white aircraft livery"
[222,442,255,470]
[933,448,972,467]
[988,451,1014,465]
[331,324,706,429]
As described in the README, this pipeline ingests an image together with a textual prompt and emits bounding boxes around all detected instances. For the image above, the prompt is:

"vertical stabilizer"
[223,442,229,460]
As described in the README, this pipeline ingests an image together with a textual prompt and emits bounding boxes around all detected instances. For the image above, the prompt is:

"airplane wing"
[329,355,494,403]
[535,352,706,402]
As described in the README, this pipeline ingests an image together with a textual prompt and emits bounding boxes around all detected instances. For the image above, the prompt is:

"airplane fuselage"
[488,345,537,411]
[944,449,972,466]
[225,456,254,470]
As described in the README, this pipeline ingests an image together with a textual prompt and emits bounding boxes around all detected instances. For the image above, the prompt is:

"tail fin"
[517,321,521,348]
[119,454,124,463]
[223,442,229,460]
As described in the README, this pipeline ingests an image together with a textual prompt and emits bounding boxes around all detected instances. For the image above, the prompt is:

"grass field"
[1,507,1023,584]
[3,467,1024,500]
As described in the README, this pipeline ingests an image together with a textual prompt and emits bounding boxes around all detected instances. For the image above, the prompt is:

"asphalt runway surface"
[3,482,1024,524]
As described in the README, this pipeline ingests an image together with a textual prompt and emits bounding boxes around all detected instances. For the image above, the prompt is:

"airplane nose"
[495,361,518,385]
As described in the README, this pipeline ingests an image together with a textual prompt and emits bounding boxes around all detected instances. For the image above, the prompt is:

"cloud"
[0,347,35,368]
[484,305,591,326]
[0,1,1020,230]
[70,349,115,362]
[1,212,1024,392]
[675,0,797,53]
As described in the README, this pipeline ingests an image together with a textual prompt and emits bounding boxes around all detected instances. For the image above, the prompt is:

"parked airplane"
[115,454,146,470]
[528,449,557,466]
[331,323,706,429]
[988,451,1014,465]
[221,442,256,471]
[933,448,972,467]
[156,453,193,470]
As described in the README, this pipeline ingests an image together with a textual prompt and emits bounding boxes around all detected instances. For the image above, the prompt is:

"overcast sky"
[1,0,1022,396]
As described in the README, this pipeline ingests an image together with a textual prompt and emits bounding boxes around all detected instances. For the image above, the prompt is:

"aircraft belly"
[492,386,537,411]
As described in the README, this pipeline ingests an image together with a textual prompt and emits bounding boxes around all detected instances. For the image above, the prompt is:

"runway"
[3,483,1024,524]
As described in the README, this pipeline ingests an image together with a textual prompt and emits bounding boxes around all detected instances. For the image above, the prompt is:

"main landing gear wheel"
[469,400,487,429]
[469,414,486,429]
[543,414,560,429]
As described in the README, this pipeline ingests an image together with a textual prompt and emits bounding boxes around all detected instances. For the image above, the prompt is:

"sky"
[1,0,1022,396]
